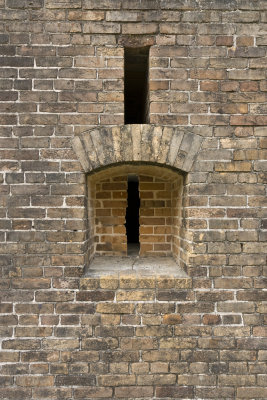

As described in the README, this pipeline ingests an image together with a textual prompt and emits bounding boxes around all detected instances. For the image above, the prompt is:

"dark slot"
[124,47,150,124]
[125,175,140,256]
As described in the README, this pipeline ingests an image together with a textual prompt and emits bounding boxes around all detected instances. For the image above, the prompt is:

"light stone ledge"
[84,256,188,279]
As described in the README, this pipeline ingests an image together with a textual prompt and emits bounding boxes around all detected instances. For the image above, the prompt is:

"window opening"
[124,47,150,124]
[125,174,140,256]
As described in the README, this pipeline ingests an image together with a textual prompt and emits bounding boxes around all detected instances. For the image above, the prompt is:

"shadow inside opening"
[125,175,140,257]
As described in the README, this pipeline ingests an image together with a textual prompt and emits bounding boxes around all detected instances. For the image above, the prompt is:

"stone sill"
[83,256,191,289]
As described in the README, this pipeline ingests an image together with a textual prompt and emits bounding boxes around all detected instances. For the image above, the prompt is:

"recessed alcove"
[85,163,188,276]
[72,124,203,275]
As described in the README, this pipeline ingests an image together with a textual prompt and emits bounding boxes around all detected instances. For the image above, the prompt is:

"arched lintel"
[86,161,187,179]
[72,124,203,175]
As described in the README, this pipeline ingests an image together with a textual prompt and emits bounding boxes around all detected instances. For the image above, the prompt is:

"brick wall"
[0,0,267,398]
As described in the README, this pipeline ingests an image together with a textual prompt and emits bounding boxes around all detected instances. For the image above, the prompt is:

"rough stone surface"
[85,256,188,277]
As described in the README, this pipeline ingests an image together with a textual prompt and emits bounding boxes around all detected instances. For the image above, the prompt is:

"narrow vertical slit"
[124,46,150,124]
[125,175,140,256]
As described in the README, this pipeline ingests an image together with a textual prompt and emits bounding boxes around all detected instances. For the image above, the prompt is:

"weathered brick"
[115,386,153,398]
[163,314,183,325]
[96,303,135,314]
[198,338,235,349]
[156,385,194,398]
[55,374,95,386]
[0,388,32,400]
[42,339,80,350]
[2,339,41,350]
[56,303,94,314]
[0,352,20,362]
[0,315,18,325]
[76,290,114,301]
[237,387,267,398]
[117,289,154,301]
[74,387,113,398]
[35,291,75,302]
[195,387,235,398]
[32,388,72,399]
[98,374,136,386]
[16,376,54,387]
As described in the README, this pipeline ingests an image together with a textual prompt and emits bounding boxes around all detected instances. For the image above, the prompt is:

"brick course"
[0,0,267,398]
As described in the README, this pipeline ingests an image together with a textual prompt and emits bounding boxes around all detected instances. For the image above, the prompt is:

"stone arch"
[72,125,203,270]
[72,124,203,174]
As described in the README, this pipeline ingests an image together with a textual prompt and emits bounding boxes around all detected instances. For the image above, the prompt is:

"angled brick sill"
[72,124,203,174]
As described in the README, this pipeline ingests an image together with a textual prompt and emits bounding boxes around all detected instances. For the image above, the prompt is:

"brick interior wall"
[139,175,173,257]
[95,175,127,256]
[0,0,267,398]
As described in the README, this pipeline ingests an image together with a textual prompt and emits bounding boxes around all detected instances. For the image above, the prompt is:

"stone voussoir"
[72,125,203,173]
